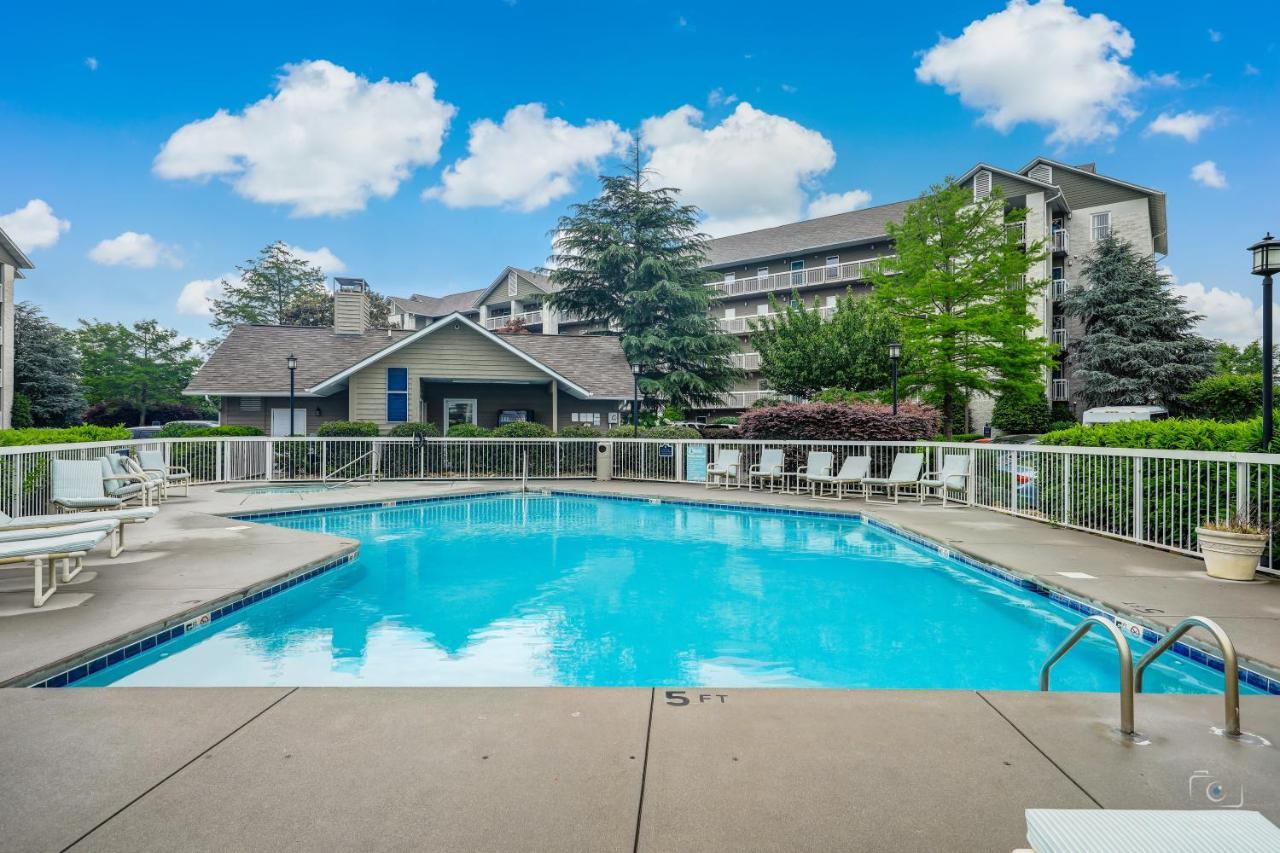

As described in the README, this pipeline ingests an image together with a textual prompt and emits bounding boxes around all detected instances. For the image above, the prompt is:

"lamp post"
[888,342,902,415]
[1251,233,1280,448]
[286,354,298,437]
[631,363,642,437]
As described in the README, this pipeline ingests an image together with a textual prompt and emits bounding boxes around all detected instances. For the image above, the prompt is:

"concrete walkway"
[2,688,1277,853]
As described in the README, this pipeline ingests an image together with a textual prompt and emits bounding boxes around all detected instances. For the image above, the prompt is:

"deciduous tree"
[76,319,203,426]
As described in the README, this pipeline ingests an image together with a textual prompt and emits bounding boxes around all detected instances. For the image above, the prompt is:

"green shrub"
[445,423,490,437]
[387,421,440,438]
[991,390,1051,434]
[180,426,264,437]
[606,425,701,439]
[812,387,888,406]
[10,393,34,429]
[1047,420,1077,433]
[1038,417,1272,452]
[558,424,601,437]
[932,433,983,443]
[711,416,739,425]
[316,421,380,437]
[1181,373,1262,422]
[491,421,554,438]
[0,425,132,447]
[1050,401,1075,424]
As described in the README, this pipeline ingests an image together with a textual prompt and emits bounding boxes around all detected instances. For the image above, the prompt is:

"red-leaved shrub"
[738,401,939,441]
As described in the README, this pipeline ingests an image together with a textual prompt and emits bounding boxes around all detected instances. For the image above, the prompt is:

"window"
[724,272,736,284]
[240,397,261,412]
[825,256,840,279]
[757,266,770,281]
[571,412,602,426]
[756,304,769,316]
[444,399,477,434]
[724,307,736,319]
[386,367,408,422]
[973,170,992,200]
[790,260,804,285]
[825,295,838,307]
[506,271,518,296]
[1091,212,1112,241]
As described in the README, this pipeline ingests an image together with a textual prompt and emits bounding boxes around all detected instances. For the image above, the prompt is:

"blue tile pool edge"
[25,488,1280,694]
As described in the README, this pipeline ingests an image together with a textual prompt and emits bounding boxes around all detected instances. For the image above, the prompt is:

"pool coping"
[21,487,1280,694]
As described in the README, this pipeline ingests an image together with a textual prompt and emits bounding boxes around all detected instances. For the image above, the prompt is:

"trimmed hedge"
[1038,417,1272,452]
[387,421,440,438]
[180,426,264,437]
[446,424,491,437]
[491,421,554,437]
[557,424,601,437]
[606,425,701,439]
[711,416,739,425]
[738,402,939,441]
[991,391,1051,434]
[0,425,131,447]
[316,421,380,437]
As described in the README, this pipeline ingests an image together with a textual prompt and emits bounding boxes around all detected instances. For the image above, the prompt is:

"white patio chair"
[792,451,833,494]
[1,507,153,558]
[98,455,158,507]
[51,459,123,512]
[0,529,112,607]
[0,519,120,576]
[706,449,742,489]
[806,455,871,501]
[863,453,925,504]
[919,454,970,506]
[747,449,785,492]
[137,449,192,498]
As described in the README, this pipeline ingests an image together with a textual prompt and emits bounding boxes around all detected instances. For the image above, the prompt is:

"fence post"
[1009,450,1019,510]
[676,441,685,483]
[966,448,976,506]
[1061,453,1072,526]
[466,442,472,480]
[1236,461,1249,518]
[266,440,274,482]
[1132,456,1143,542]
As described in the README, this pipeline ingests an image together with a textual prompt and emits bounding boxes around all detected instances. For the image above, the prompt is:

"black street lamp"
[1251,233,1280,448]
[631,363,642,437]
[888,342,902,415]
[286,354,298,436]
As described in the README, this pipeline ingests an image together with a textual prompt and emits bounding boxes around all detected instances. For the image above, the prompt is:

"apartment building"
[0,225,34,430]
[383,157,1166,423]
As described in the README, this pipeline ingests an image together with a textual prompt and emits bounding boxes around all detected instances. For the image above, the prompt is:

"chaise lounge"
[806,455,871,501]
[0,527,115,607]
[863,453,925,504]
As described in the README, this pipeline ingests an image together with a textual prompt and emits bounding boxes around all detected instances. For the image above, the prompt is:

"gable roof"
[1018,157,1168,254]
[499,334,634,398]
[390,288,484,318]
[473,265,557,305]
[703,199,914,268]
[0,224,34,276]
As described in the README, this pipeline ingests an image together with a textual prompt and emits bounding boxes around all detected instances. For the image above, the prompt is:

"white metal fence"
[5,437,1280,568]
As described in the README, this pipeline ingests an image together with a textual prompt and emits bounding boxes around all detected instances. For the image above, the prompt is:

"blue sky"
[1,0,1275,344]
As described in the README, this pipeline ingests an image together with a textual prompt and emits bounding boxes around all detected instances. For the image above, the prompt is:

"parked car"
[162,419,218,430]
[127,426,163,439]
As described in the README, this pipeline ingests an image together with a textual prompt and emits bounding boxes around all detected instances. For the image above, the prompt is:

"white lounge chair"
[100,455,159,506]
[137,449,192,498]
[747,449,785,492]
[0,507,153,558]
[791,451,833,494]
[51,459,125,511]
[0,519,120,575]
[0,529,112,607]
[706,449,742,489]
[919,454,970,506]
[863,453,925,504]
[806,455,871,501]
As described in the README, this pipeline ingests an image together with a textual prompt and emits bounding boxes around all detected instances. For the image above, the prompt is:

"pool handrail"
[1040,615,1135,736]
[1134,616,1241,737]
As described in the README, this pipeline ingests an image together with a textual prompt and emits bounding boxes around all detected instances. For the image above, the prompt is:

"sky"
[1,0,1276,344]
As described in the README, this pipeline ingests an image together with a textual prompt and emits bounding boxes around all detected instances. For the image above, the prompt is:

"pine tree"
[868,181,1056,436]
[1063,236,1215,407]
[14,302,85,426]
[211,242,329,334]
[546,147,740,408]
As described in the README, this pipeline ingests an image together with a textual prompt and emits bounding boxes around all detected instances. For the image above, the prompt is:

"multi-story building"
[0,225,34,430]
[376,156,1166,425]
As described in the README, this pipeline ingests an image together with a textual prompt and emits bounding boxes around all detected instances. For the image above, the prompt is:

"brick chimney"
[333,277,369,335]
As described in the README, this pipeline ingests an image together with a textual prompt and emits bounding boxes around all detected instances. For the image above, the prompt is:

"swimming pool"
[77,493,1255,692]
[220,483,354,495]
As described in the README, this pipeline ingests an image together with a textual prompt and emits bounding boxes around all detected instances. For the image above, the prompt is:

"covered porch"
[418,379,624,434]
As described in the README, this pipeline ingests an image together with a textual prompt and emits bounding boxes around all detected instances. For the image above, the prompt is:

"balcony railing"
[484,309,544,331]
[1052,328,1068,348]
[1051,230,1069,253]
[1051,278,1068,300]
[1051,379,1070,402]
[707,256,892,298]
[1006,221,1026,245]
[730,352,762,371]
[719,305,835,334]
[712,390,799,409]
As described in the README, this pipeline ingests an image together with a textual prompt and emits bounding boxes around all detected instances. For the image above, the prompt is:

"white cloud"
[641,102,836,236]
[807,190,873,219]
[426,103,626,211]
[1170,280,1271,346]
[177,274,232,316]
[1208,29,1222,43]
[1147,110,1215,142]
[154,60,456,217]
[1245,64,1260,77]
[780,83,798,94]
[916,0,1141,144]
[85,57,99,71]
[707,88,738,108]
[0,199,71,251]
[88,232,182,268]
[1147,71,1180,87]
[286,244,346,273]
[1190,160,1227,188]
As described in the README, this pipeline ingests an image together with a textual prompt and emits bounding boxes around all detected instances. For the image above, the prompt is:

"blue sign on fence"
[658,443,674,458]
[685,444,708,482]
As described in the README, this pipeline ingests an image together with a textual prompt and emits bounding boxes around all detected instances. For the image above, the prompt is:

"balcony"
[1051,379,1070,402]
[707,256,892,299]
[730,352,762,371]
[1051,278,1068,300]
[484,309,543,331]
[1006,221,1027,245]
[719,305,835,335]
[1051,328,1068,348]
[711,389,799,409]
[1051,230,1069,253]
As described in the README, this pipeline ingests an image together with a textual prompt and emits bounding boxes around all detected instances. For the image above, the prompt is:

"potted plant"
[1196,513,1269,581]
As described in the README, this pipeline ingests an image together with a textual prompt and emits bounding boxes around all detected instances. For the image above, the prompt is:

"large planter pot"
[1196,526,1267,581]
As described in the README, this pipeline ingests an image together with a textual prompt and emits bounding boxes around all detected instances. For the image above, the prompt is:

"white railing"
[730,352,762,371]
[710,390,797,409]
[1052,230,1069,253]
[484,309,544,330]
[1051,278,1068,300]
[8,436,1280,571]
[708,257,892,298]
[1051,379,1070,401]
[1006,221,1026,244]
[1052,328,1068,348]
[720,305,835,334]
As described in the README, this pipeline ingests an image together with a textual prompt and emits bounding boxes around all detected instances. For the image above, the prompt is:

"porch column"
[550,380,559,431]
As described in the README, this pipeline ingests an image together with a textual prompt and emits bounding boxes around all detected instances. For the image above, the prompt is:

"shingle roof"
[392,288,485,318]
[186,326,414,395]
[703,199,914,268]
[500,333,633,398]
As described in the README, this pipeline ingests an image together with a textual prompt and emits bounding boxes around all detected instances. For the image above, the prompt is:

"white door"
[443,399,477,435]
[270,408,308,436]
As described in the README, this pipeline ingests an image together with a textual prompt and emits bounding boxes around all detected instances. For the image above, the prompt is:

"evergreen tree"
[751,289,901,397]
[211,241,329,334]
[76,319,203,426]
[545,148,740,408]
[867,181,1056,437]
[14,302,85,426]
[1063,235,1215,407]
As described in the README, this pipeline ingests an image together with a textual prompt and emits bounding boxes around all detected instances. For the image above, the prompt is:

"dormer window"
[973,170,992,200]
[507,271,518,296]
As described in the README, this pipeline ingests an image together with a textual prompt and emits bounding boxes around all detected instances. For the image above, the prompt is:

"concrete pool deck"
[1,479,1279,850]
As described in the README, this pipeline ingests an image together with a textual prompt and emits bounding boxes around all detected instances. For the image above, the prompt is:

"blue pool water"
[79,494,1253,692]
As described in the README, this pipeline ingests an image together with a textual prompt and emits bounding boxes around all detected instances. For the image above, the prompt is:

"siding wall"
[421,382,622,432]
[333,292,368,335]
[220,391,351,434]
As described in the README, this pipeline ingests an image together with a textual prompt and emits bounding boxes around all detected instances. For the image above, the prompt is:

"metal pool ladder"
[1040,615,1135,735]
[1134,616,1241,737]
